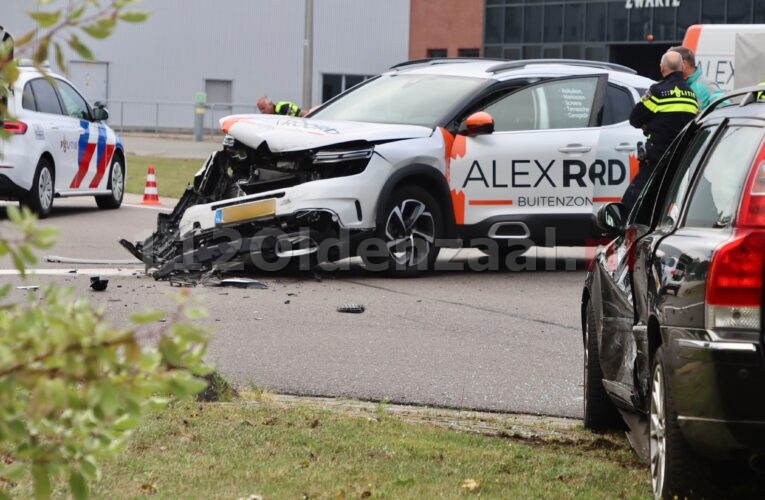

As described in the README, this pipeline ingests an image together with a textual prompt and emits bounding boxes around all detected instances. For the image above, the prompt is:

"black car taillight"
[2,121,28,134]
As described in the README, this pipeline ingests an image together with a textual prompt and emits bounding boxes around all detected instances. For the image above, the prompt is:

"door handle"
[558,144,591,153]
[615,143,636,152]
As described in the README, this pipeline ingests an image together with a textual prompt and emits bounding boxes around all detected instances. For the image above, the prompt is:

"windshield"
[309,73,487,127]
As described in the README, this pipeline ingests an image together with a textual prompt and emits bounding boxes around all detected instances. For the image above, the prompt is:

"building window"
[728,0,753,23]
[701,0,725,24]
[524,6,543,43]
[504,7,522,43]
[544,5,563,43]
[322,74,371,102]
[426,48,447,58]
[458,48,480,58]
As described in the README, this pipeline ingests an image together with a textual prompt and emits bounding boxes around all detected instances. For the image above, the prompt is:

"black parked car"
[582,87,765,499]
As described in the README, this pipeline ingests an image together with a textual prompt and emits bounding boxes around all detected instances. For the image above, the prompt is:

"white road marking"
[0,267,144,276]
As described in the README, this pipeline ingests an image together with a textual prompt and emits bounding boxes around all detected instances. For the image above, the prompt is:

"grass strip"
[2,395,651,499]
[126,155,203,199]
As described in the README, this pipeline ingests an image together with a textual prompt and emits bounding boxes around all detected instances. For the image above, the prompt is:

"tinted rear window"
[684,126,763,228]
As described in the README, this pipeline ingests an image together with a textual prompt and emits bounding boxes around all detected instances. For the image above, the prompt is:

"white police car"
[0,62,125,218]
[126,58,654,277]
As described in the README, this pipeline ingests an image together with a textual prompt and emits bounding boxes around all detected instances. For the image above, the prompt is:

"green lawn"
[5,397,651,499]
[126,155,204,199]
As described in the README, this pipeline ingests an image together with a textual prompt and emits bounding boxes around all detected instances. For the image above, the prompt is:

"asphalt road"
[0,195,589,419]
[0,134,591,418]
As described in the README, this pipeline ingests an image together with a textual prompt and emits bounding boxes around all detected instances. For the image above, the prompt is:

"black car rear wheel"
[650,346,719,499]
[583,300,622,430]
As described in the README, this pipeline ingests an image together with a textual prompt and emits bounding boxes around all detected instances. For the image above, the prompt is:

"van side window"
[601,84,633,126]
[29,79,63,115]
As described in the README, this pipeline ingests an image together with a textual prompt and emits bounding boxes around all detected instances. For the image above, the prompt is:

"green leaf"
[54,43,66,75]
[32,463,52,500]
[119,11,151,23]
[130,311,166,324]
[68,5,86,21]
[0,462,26,482]
[33,41,49,64]
[80,456,100,482]
[28,11,61,28]
[69,470,89,500]
[81,24,112,40]
[67,35,94,61]
[112,413,140,431]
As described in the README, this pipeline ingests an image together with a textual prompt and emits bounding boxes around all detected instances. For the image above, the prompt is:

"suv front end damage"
[121,115,429,278]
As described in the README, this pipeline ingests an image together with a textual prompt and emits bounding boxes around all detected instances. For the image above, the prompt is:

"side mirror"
[458,111,494,137]
[595,202,626,236]
[92,101,109,122]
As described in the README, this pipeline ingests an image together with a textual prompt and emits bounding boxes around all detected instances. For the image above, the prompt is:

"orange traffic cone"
[141,164,161,205]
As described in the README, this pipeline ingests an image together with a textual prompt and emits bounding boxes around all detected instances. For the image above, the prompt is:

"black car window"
[55,79,90,120]
[684,126,763,228]
[601,84,633,126]
[484,76,598,131]
[656,127,715,229]
[28,78,63,115]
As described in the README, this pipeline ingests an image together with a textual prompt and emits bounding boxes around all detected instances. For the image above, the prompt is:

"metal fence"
[104,100,259,137]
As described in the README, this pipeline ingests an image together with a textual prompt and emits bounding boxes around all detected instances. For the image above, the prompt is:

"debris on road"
[336,304,365,314]
[90,276,109,291]
[16,285,39,291]
[217,278,268,289]
[47,255,142,265]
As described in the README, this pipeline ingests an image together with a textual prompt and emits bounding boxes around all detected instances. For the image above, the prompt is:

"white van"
[682,24,765,91]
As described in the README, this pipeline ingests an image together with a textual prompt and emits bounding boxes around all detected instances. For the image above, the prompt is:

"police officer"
[621,50,698,211]
[256,96,306,117]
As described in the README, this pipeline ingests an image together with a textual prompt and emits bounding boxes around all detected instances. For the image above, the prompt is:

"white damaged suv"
[1,62,125,217]
[124,58,653,277]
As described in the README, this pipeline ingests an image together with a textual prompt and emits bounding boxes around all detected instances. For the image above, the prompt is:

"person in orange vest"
[257,96,306,117]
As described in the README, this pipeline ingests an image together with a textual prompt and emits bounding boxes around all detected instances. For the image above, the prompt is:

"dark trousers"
[621,158,654,213]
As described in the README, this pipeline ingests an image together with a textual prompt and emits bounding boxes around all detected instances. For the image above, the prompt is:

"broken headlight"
[311,147,373,179]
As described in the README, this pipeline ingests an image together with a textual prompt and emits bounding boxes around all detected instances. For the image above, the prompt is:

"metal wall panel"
[2,0,409,130]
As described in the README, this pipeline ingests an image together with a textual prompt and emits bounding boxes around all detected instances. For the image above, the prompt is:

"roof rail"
[698,84,765,120]
[15,58,51,69]
[389,57,502,71]
[487,59,637,75]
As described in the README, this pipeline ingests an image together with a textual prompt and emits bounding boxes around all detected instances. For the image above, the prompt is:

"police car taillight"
[2,121,27,134]
[704,141,765,331]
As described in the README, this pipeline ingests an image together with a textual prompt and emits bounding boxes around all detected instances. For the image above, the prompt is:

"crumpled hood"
[220,114,433,152]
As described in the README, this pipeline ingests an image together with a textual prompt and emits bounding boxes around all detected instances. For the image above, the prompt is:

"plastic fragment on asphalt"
[337,304,365,313]
[90,276,109,291]
[218,278,268,289]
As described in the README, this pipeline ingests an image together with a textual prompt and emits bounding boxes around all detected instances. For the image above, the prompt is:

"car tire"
[96,155,125,209]
[21,157,55,218]
[583,300,622,430]
[650,346,719,499]
[373,185,442,276]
